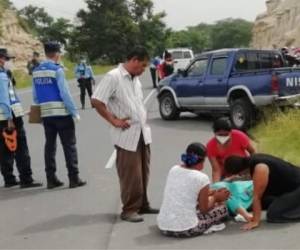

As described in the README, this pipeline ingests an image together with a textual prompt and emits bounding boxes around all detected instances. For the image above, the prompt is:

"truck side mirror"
[177,68,187,77]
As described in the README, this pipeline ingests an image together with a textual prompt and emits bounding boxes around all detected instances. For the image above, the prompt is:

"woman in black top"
[225,154,300,230]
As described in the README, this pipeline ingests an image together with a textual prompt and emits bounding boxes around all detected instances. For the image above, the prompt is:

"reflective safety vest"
[0,69,24,121]
[32,61,69,117]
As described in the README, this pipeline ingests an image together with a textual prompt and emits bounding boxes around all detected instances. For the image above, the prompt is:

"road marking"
[104,89,157,169]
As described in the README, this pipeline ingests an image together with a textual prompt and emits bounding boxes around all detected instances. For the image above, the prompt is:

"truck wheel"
[230,98,255,130]
[159,92,180,120]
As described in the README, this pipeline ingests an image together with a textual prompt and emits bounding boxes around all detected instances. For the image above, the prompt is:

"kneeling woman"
[157,143,229,238]
[225,154,300,230]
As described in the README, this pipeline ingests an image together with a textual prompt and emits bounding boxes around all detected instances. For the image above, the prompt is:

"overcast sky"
[11,0,267,30]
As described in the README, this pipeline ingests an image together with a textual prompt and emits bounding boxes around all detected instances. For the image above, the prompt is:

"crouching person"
[157,143,229,238]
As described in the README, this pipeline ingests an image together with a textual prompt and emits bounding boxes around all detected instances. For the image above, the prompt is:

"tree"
[18,5,53,30]
[210,18,253,49]
[18,5,73,45]
[68,0,168,63]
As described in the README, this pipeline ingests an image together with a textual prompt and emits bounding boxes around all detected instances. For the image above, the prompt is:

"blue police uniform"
[74,62,95,109]
[0,67,37,187]
[32,57,85,188]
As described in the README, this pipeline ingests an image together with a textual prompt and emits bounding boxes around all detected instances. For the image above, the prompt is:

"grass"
[14,58,114,89]
[250,107,300,165]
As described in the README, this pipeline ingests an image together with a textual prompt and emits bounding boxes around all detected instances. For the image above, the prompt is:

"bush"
[251,107,300,165]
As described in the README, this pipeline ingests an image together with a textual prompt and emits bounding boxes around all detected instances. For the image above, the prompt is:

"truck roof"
[197,48,280,58]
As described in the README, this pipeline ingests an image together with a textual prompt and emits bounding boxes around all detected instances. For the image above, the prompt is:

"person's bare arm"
[209,157,222,183]
[198,186,230,213]
[236,207,253,222]
[247,141,256,155]
[242,163,269,230]
[91,98,130,129]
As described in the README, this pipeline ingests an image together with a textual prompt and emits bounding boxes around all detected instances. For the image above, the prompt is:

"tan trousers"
[116,135,150,215]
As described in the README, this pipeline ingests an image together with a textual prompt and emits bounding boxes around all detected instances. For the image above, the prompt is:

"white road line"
[104,89,157,169]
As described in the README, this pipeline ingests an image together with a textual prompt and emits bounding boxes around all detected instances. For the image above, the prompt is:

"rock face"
[252,0,300,49]
[0,9,43,71]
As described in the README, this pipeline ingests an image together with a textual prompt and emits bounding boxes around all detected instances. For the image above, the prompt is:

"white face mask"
[4,61,13,70]
[216,135,231,145]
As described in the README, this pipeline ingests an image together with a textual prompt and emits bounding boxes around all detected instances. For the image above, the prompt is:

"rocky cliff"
[252,0,300,49]
[0,7,43,71]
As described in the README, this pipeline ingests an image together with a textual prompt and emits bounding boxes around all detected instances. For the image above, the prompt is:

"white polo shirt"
[92,64,152,152]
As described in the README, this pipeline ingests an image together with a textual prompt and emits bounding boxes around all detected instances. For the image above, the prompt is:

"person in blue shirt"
[0,48,42,188]
[32,42,86,189]
[149,56,161,88]
[74,57,95,109]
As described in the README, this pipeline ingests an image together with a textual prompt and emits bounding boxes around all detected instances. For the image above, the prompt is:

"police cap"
[44,42,61,53]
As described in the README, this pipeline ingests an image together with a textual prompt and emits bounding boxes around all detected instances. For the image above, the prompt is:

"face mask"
[216,135,230,145]
[4,61,13,70]
[81,60,86,64]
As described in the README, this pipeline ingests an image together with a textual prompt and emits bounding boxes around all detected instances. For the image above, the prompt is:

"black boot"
[20,180,43,189]
[47,176,64,189]
[4,180,20,188]
[69,176,87,188]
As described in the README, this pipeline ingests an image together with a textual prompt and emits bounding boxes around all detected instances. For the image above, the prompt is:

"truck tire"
[159,92,180,120]
[230,98,255,130]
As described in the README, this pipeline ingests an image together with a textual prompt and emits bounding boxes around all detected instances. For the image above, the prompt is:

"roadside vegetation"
[251,107,300,165]
[14,57,114,89]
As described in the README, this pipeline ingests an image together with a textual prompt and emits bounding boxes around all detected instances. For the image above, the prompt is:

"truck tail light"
[271,74,279,95]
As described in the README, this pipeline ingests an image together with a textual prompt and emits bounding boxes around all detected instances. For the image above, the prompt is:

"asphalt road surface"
[0,70,300,249]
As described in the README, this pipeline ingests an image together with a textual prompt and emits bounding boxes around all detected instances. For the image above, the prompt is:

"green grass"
[14,58,114,89]
[250,107,300,165]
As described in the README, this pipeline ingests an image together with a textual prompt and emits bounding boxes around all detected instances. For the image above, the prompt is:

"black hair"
[213,117,232,133]
[126,46,150,61]
[164,50,172,60]
[181,142,206,167]
[186,142,206,160]
[224,156,250,175]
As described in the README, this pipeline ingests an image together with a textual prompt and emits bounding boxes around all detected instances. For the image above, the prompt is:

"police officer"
[32,42,86,189]
[74,57,95,109]
[0,48,42,188]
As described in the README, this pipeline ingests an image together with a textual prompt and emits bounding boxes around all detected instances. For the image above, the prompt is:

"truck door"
[174,57,208,107]
[204,56,230,106]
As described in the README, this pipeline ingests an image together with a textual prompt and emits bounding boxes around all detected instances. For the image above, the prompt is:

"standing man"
[32,42,86,189]
[27,51,40,75]
[74,57,95,109]
[91,46,158,223]
[149,56,160,88]
[0,48,42,188]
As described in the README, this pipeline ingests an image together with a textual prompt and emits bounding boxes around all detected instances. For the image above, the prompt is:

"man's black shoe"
[20,181,43,189]
[120,212,144,223]
[4,180,19,188]
[47,179,64,189]
[69,177,87,188]
[138,207,159,214]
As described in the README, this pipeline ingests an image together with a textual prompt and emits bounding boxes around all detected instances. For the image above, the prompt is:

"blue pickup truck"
[157,48,300,130]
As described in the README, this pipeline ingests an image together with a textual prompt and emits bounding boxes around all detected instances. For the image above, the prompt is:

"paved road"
[0,71,300,249]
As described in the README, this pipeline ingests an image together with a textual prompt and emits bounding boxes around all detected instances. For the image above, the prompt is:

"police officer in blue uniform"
[74,57,95,109]
[0,48,42,188]
[32,42,86,189]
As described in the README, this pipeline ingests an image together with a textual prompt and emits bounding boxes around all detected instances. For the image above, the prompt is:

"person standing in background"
[74,57,95,109]
[27,51,40,76]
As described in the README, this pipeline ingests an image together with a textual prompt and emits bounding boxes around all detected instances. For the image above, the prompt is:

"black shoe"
[120,212,144,223]
[47,178,64,189]
[138,207,159,214]
[20,181,43,189]
[69,176,87,188]
[4,180,20,188]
